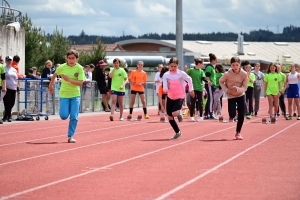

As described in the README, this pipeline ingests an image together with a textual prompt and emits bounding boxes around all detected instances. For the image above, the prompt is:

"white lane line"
[0,104,269,147]
[0,123,241,200]
[0,115,264,166]
[0,120,159,147]
[154,121,300,200]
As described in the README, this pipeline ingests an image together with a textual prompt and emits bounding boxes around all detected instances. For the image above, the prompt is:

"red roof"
[71,44,124,52]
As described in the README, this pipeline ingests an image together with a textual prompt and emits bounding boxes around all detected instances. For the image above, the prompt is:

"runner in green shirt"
[213,64,225,118]
[109,58,128,121]
[264,63,282,122]
[49,50,85,143]
[204,53,217,119]
[276,65,287,117]
[242,61,256,119]
[187,58,207,122]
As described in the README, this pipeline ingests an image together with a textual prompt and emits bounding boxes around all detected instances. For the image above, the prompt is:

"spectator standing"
[0,61,6,124]
[95,60,110,112]
[154,64,163,115]
[252,63,265,116]
[2,56,19,122]
[12,55,26,78]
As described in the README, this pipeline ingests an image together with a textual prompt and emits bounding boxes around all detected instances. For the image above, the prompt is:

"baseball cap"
[5,56,13,61]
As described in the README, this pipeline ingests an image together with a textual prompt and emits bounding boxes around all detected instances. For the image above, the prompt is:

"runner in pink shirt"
[162,57,195,140]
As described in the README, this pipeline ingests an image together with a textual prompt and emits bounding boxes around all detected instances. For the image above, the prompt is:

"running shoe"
[235,134,243,140]
[119,116,124,121]
[286,115,292,120]
[254,111,257,117]
[68,137,76,143]
[0,120,3,124]
[190,117,195,122]
[297,116,300,120]
[177,113,183,122]
[246,115,251,119]
[197,117,203,122]
[144,114,150,119]
[171,131,182,140]
[109,115,114,121]
[293,113,297,117]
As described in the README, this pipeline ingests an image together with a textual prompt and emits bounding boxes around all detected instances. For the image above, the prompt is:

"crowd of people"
[1,51,300,143]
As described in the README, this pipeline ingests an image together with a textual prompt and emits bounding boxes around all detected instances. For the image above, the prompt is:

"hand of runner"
[190,90,195,98]
[49,85,54,95]
[61,74,71,82]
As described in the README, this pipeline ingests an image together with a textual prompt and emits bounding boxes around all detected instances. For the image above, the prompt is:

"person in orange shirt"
[128,61,149,119]
[12,55,26,78]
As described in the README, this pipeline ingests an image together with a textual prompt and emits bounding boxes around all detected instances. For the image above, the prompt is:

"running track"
[0,99,300,200]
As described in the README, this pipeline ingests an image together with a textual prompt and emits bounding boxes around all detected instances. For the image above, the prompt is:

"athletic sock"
[130,108,133,114]
[169,119,180,133]
[143,108,147,115]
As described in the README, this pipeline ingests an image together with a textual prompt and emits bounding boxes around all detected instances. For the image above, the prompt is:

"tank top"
[288,72,299,84]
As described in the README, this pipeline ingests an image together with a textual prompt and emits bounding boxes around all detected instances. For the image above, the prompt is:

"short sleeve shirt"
[0,64,5,87]
[264,73,282,95]
[110,68,127,92]
[129,70,147,92]
[248,73,256,88]
[186,68,206,92]
[56,63,85,98]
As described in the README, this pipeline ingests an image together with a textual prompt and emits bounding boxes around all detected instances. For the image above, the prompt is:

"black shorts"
[166,97,184,116]
[131,90,144,95]
[162,94,167,100]
[98,85,108,94]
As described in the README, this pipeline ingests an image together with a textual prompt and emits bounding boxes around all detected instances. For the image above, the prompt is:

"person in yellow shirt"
[128,61,149,119]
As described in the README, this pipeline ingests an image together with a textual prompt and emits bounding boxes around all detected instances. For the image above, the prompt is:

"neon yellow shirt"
[110,68,127,92]
[56,63,85,98]
[248,73,256,88]
[264,73,282,95]
[278,72,286,91]
[0,64,5,87]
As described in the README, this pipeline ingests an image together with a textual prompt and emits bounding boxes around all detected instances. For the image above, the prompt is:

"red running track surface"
[0,99,300,200]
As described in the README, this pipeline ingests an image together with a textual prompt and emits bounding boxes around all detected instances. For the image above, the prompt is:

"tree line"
[67,25,300,45]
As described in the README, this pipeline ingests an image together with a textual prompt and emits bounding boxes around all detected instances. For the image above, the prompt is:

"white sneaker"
[68,137,76,143]
[190,117,195,122]
[164,119,169,123]
[197,117,203,122]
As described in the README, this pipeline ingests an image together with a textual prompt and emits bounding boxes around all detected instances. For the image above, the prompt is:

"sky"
[7,0,300,37]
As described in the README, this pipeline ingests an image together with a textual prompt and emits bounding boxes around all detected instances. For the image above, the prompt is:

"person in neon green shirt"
[242,61,255,119]
[49,50,85,143]
[276,64,287,117]
[0,63,6,124]
[264,63,282,122]
[109,58,128,121]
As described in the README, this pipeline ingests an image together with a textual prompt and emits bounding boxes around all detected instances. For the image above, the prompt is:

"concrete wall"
[0,25,25,74]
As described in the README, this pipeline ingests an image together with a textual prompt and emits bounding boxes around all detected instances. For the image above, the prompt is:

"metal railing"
[13,79,159,116]
[1,0,22,25]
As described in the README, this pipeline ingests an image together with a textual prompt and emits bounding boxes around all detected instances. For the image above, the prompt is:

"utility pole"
[176,0,183,70]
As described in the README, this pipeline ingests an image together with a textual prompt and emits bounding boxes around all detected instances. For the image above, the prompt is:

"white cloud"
[35,0,96,15]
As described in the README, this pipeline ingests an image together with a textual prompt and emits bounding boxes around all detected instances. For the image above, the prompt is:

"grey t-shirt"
[252,70,264,88]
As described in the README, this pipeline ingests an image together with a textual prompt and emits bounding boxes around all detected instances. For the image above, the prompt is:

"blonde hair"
[45,60,52,68]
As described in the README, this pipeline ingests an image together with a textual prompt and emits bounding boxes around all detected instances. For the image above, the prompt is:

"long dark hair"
[266,62,278,74]
[160,66,169,78]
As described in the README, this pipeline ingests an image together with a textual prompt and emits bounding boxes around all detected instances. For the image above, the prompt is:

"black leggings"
[204,84,215,116]
[3,88,17,120]
[245,87,254,114]
[277,94,286,115]
[190,90,203,117]
[228,95,245,133]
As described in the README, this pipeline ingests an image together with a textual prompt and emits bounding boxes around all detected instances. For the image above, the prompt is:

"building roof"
[116,39,300,65]
[161,40,300,65]
[72,44,124,52]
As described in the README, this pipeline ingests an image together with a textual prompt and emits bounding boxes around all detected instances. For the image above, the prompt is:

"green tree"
[47,26,71,65]
[78,37,106,66]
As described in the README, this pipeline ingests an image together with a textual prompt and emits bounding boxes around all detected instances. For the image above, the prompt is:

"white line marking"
[0,124,239,200]
[154,121,300,200]
[0,120,159,147]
